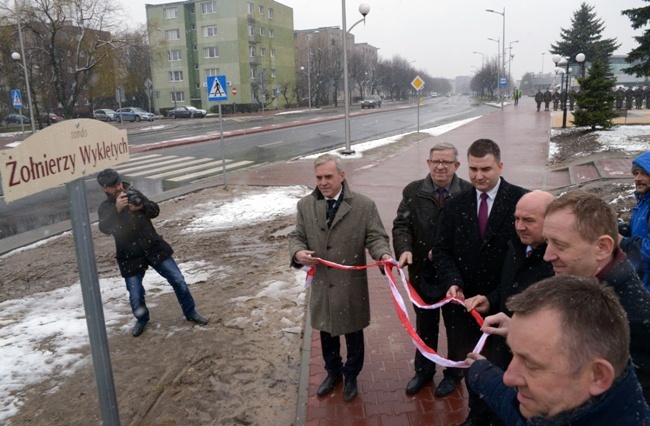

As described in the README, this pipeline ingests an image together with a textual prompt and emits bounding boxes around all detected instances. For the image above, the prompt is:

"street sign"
[411,75,425,91]
[11,90,22,108]
[232,87,237,95]
[499,77,507,87]
[207,75,228,101]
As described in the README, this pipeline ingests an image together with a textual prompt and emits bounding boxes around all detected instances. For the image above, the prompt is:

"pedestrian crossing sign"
[207,75,228,101]
[11,90,22,108]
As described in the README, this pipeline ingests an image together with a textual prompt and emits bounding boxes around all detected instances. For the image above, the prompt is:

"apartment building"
[146,0,295,112]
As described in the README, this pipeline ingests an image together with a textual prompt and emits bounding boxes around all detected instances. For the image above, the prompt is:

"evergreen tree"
[622,0,650,77]
[550,3,619,70]
[572,57,617,130]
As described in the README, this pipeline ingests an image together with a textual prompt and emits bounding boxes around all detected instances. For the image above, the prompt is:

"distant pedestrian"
[636,87,645,110]
[513,89,520,106]
[569,89,577,110]
[552,90,559,111]
[626,87,635,110]
[534,90,543,112]
[615,87,625,110]
[543,89,552,111]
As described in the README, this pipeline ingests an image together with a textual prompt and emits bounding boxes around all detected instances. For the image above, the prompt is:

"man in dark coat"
[290,154,391,402]
[534,90,542,112]
[543,89,551,111]
[97,169,207,337]
[433,139,528,425]
[542,190,650,403]
[626,86,635,109]
[392,142,472,396]
[465,190,555,371]
[467,275,650,425]
[615,87,625,109]
[552,91,559,111]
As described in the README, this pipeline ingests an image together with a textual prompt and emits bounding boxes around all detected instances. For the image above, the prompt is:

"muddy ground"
[0,127,642,426]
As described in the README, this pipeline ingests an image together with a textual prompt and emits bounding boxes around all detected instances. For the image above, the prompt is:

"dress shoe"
[435,376,461,397]
[187,312,208,325]
[317,373,342,397]
[343,377,358,402]
[405,374,432,395]
[132,322,147,337]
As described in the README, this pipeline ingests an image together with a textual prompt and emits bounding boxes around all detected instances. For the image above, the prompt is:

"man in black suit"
[432,138,528,426]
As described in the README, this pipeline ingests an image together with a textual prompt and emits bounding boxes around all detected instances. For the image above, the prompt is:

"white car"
[93,109,116,122]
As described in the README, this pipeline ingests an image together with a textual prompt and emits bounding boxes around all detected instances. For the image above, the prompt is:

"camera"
[618,218,630,237]
[124,189,144,207]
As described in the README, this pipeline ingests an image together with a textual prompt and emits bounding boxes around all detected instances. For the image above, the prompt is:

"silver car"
[93,109,116,122]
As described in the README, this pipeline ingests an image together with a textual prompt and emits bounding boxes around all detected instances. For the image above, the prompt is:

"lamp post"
[488,37,500,100]
[341,1,370,155]
[304,31,318,110]
[541,52,546,75]
[486,7,505,110]
[552,53,585,128]
[507,40,518,90]
[473,51,484,69]
[12,3,36,134]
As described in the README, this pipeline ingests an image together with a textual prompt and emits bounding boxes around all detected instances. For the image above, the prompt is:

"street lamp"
[541,52,546,75]
[552,53,585,128]
[473,51,485,69]
[507,40,518,89]
[488,37,500,100]
[486,7,505,110]
[341,1,370,155]
[11,52,36,134]
[304,31,318,110]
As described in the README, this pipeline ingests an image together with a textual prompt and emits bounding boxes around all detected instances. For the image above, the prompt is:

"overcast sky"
[126,0,645,80]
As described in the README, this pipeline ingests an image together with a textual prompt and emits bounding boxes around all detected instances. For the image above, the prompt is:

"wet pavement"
[2,97,646,424]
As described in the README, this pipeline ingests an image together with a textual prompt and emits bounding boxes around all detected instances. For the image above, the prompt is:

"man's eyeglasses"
[428,159,455,167]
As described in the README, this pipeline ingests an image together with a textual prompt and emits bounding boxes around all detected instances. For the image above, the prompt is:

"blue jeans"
[124,257,196,324]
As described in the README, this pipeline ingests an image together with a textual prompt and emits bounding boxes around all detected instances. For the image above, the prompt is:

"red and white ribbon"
[303,258,489,368]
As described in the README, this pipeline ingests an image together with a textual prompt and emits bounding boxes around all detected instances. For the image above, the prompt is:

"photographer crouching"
[97,168,208,337]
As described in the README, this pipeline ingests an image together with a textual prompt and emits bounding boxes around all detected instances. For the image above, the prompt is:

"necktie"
[437,187,445,206]
[326,199,336,228]
[478,192,488,239]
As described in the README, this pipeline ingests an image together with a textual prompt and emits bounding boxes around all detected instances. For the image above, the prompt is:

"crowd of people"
[289,144,650,424]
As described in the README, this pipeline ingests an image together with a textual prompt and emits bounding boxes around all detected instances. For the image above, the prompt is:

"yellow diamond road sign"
[411,75,425,91]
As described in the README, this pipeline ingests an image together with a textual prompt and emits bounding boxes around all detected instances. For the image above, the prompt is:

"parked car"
[4,113,30,125]
[114,107,155,123]
[167,106,207,119]
[93,109,116,122]
[360,95,382,109]
[39,112,64,125]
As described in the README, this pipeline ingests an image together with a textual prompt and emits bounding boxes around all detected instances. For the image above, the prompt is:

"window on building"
[165,29,180,40]
[193,44,197,50]
[271,69,276,78]
[258,5,263,14]
[269,28,275,38]
[259,27,265,36]
[247,2,253,14]
[190,6,194,13]
[268,8,274,19]
[164,7,178,19]
[201,1,216,14]
[249,46,256,57]
[270,48,275,58]
[205,68,220,76]
[260,47,266,56]
[202,25,217,37]
[172,92,185,102]
[168,50,182,61]
[250,68,257,79]
[204,46,219,58]
[194,63,199,70]
[191,23,196,30]
[248,25,254,36]
[169,70,183,82]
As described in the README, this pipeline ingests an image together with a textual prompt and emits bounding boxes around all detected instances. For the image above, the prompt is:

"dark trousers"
[414,305,463,381]
[320,329,364,380]
[443,303,506,426]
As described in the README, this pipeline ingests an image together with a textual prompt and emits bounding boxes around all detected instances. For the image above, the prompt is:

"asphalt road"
[0,96,490,241]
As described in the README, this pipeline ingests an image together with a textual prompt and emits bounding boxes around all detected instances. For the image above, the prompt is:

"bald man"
[465,190,556,370]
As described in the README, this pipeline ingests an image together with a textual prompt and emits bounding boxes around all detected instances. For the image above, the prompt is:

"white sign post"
[0,119,128,425]
[411,76,425,133]
[207,75,228,187]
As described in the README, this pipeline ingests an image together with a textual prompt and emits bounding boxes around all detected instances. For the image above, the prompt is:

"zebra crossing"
[114,154,254,186]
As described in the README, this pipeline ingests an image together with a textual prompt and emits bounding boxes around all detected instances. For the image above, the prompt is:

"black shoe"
[405,374,432,395]
[459,415,490,426]
[343,377,358,402]
[187,312,208,325]
[317,373,342,397]
[435,376,461,397]
[132,322,147,337]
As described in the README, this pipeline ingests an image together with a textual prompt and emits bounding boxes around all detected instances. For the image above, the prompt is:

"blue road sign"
[11,90,22,108]
[499,77,507,87]
[207,75,228,101]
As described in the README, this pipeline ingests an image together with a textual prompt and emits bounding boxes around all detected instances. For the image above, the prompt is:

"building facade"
[146,0,295,112]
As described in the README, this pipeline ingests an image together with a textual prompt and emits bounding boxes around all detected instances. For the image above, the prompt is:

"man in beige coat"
[290,154,392,402]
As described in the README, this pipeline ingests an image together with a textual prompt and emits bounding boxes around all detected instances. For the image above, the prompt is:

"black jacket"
[433,178,528,298]
[597,248,650,403]
[392,174,471,302]
[487,238,554,316]
[98,187,173,278]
